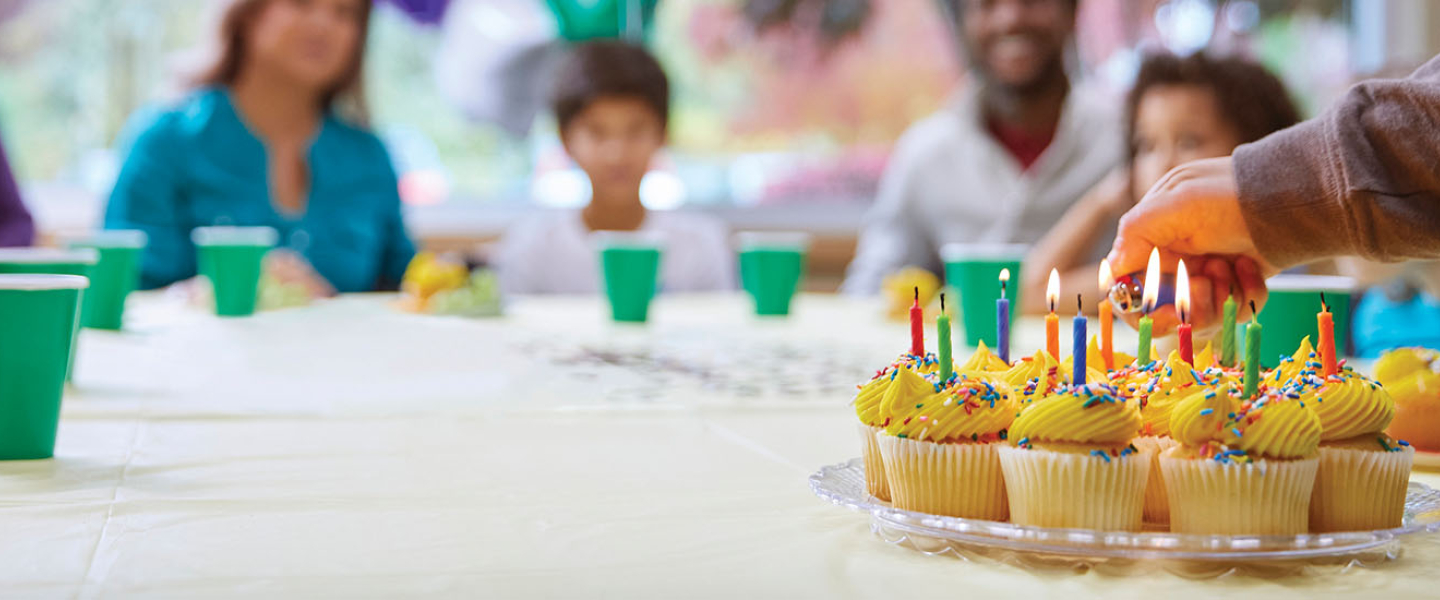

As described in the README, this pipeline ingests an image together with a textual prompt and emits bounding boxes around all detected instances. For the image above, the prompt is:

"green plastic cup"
[67,230,147,330]
[596,232,662,323]
[0,248,98,380]
[737,231,808,316]
[1256,275,1354,369]
[192,226,278,317]
[0,274,87,460]
[942,243,1026,348]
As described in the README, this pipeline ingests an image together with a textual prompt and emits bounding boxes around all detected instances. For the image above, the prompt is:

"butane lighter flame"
[1141,248,1161,315]
[1098,259,1113,292]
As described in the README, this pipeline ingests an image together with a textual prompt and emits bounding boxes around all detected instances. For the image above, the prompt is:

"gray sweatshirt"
[1235,54,1440,268]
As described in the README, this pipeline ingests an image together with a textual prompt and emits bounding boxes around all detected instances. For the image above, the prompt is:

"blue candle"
[997,269,1011,364]
[1073,294,1087,386]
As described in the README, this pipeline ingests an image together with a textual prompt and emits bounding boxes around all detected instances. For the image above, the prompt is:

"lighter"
[1107,271,1176,314]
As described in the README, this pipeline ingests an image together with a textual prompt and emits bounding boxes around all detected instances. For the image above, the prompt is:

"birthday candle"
[1045,269,1060,360]
[997,269,1011,365]
[1176,259,1193,365]
[1098,260,1115,370]
[909,287,924,356]
[1244,300,1262,399]
[1221,294,1237,367]
[1137,249,1161,365]
[1318,292,1338,377]
[1073,294,1087,386]
[938,293,954,381]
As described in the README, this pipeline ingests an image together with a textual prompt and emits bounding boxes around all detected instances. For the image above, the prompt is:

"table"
[2,293,1436,598]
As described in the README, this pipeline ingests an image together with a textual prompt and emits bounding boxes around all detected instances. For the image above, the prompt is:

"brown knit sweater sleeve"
[1234,55,1440,268]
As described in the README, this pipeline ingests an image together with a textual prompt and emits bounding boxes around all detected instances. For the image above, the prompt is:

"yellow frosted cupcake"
[853,353,940,501]
[998,382,1148,530]
[875,371,1016,519]
[1272,341,1414,532]
[959,340,1010,372]
[1160,388,1322,535]
[1002,349,1108,405]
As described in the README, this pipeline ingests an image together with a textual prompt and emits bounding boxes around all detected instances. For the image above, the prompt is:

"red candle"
[1319,292,1338,376]
[1045,269,1060,360]
[909,286,924,356]
[1098,260,1115,370]
[1177,259,1194,364]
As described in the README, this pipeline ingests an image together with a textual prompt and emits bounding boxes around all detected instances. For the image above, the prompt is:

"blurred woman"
[0,131,36,247]
[105,0,415,292]
[1022,53,1300,313]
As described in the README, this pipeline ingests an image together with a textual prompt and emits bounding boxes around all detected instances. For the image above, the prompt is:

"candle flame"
[999,268,1010,283]
[1098,259,1114,292]
[1141,248,1161,315]
[1176,259,1191,324]
[1046,268,1060,313]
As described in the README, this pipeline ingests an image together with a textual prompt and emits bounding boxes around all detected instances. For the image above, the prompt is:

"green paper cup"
[0,248,98,381]
[595,232,662,323]
[1256,275,1354,369]
[192,226,278,317]
[0,274,87,460]
[68,230,147,330]
[737,231,808,316]
[942,243,1026,348]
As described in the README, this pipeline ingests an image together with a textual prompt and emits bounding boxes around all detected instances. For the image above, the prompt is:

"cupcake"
[1160,388,1322,535]
[1376,347,1440,451]
[1002,349,1107,404]
[853,353,940,501]
[998,382,1148,530]
[1275,342,1414,532]
[959,340,1010,373]
[875,371,1016,519]
[1124,351,1233,526]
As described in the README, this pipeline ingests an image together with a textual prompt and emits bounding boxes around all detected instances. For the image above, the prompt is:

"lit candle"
[996,269,1011,365]
[1073,294,1087,386]
[1045,269,1060,360]
[1221,293,1237,367]
[1244,300,1262,399]
[1136,248,1161,365]
[1318,292,1338,377]
[938,293,954,382]
[1176,259,1193,365]
[909,286,924,356]
[1098,260,1115,371]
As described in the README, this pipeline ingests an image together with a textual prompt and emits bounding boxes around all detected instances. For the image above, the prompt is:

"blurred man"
[842,0,1118,296]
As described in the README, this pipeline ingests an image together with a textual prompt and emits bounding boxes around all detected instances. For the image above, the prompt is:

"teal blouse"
[104,88,415,292]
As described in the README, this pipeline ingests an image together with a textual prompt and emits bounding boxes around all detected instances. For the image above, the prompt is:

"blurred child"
[495,41,734,294]
[1022,53,1300,313]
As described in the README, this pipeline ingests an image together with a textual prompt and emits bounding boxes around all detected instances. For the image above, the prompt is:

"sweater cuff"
[1233,119,1350,268]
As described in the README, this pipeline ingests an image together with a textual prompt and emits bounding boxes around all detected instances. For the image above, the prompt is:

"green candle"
[938,294,953,382]
[1244,300,1262,399]
[1221,294,1237,367]
[1137,315,1153,365]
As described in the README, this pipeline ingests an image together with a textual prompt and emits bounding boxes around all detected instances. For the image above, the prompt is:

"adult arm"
[1234,55,1440,267]
[103,113,195,289]
[0,135,35,247]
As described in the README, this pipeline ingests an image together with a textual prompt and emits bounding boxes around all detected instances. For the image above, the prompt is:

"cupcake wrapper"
[1159,454,1317,535]
[996,445,1148,531]
[859,423,890,501]
[1133,436,1179,526]
[1310,445,1415,532]
[876,434,1007,520]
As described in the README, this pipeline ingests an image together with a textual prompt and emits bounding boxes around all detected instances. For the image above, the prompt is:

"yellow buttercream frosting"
[1139,351,1234,437]
[1003,350,1105,402]
[959,340,1010,372]
[882,372,1016,443]
[853,353,940,426]
[1218,393,1322,459]
[1268,338,1396,441]
[1266,336,1316,388]
[1010,382,1142,447]
[1170,386,1239,446]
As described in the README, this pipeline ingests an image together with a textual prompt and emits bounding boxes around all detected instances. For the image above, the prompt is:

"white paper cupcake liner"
[996,445,1148,531]
[1159,453,1318,535]
[858,423,890,501]
[1310,444,1415,532]
[1133,435,1179,526]
[876,434,1007,520]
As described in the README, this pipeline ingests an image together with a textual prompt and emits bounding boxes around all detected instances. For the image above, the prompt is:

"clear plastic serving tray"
[810,458,1440,576]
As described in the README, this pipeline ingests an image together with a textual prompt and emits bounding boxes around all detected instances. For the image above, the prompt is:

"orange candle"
[1098,260,1115,370]
[1046,269,1060,360]
[1319,292,1338,376]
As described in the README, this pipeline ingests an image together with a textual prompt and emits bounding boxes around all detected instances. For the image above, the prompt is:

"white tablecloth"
[3,293,1437,598]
